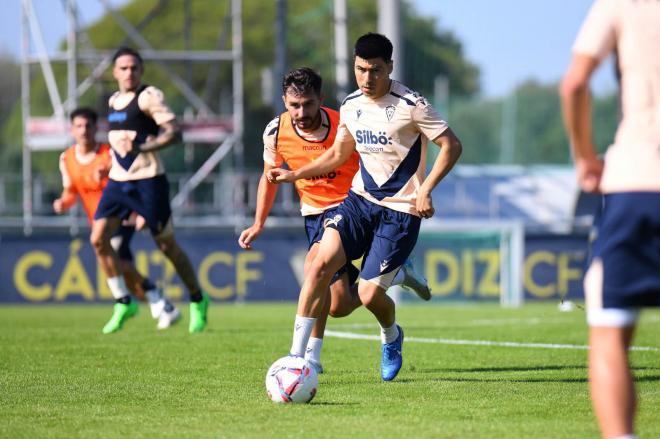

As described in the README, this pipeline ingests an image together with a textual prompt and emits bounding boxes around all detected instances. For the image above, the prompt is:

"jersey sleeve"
[572,0,618,61]
[410,94,448,142]
[262,117,283,167]
[138,86,177,125]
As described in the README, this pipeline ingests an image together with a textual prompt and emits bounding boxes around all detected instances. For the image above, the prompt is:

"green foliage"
[1,303,659,438]
[1,0,479,172]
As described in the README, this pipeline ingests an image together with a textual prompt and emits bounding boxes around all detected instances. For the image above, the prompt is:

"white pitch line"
[324,330,659,352]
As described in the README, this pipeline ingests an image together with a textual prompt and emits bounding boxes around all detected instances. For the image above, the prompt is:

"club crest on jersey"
[356,109,362,120]
[385,105,395,122]
[324,214,343,228]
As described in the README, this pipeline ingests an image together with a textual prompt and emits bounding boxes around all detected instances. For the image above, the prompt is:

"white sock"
[290,315,316,357]
[107,276,130,300]
[613,435,637,439]
[305,337,323,364]
[144,288,163,304]
[380,322,399,344]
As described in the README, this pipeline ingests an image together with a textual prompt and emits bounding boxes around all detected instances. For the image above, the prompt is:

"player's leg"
[589,324,637,439]
[153,226,207,333]
[358,206,421,381]
[91,215,138,333]
[290,228,347,358]
[304,243,330,373]
[135,175,208,333]
[303,242,362,373]
[113,224,181,329]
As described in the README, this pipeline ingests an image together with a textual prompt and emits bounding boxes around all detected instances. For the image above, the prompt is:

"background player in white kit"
[560,1,660,437]
[270,33,462,381]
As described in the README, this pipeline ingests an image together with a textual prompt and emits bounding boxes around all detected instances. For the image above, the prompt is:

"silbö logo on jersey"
[355,130,392,153]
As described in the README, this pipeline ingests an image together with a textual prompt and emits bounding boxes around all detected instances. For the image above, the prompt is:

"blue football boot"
[381,325,404,381]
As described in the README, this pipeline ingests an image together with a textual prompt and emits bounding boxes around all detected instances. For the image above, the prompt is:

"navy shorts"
[585,192,660,310]
[94,175,172,236]
[110,225,135,261]
[325,190,421,288]
[305,208,359,285]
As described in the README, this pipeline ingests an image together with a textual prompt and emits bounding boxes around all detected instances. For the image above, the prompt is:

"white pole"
[378,0,403,82]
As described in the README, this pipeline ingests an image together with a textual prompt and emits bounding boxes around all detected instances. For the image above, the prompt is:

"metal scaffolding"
[20,0,244,234]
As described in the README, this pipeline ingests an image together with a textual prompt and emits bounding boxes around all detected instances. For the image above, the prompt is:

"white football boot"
[399,258,432,301]
[157,305,182,330]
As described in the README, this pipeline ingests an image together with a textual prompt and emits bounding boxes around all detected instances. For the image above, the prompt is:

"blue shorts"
[94,175,172,236]
[585,192,660,312]
[305,209,359,285]
[325,190,421,288]
[110,225,135,261]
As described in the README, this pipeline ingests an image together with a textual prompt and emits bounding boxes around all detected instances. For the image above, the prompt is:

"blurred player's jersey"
[573,0,660,192]
[59,143,112,224]
[107,84,175,181]
[263,107,359,216]
[337,80,448,216]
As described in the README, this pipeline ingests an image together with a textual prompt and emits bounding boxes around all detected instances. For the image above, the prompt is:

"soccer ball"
[265,356,318,404]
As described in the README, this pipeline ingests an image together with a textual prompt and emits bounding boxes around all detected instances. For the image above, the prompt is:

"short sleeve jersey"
[107,85,176,181]
[59,143,112,224]
[573,0,660,192]
[337,80,448,216]
[263,107,359,216]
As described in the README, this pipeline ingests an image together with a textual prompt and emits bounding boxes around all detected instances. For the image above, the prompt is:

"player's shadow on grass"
[310,402,360,406]
[426,365,585,373]
[410,365,660,384]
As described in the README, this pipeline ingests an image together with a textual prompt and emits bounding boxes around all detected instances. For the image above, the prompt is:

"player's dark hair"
[282,67,322,97]
[70,107,98,124]
[354,32,393,62]
[112,46,143,66]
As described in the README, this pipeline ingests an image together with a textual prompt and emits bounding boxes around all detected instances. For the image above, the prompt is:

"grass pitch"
[1,302,658,438]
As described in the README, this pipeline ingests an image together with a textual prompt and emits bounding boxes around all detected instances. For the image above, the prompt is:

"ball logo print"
[265,356,318,404]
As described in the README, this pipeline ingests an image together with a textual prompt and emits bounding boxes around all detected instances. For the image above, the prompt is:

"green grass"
[1,302,658,438]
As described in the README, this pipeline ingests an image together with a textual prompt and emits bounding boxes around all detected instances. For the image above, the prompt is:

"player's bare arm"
[560,53,603,193]
[130,119,183,154]
[268,137,356,183]
[417,127,462,218]
[238,162,280,249]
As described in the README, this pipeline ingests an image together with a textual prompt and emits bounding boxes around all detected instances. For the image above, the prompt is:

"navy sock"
[141,278,157,291]
[189,290,203,302]
[117,296,132,304]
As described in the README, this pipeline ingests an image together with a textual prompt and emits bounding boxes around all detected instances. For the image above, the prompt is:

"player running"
[269,33,462,381]
[53,107,180,330]
[560,1,660,437]
[238,67,431,373]
[91,47,208,334]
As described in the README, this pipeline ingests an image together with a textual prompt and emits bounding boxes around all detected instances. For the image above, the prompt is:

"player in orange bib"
[53,107,180,329]
[238,68,429,373]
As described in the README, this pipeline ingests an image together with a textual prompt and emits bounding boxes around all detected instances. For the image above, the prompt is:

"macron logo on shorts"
[380,259,390,273]
[324,214,343,228]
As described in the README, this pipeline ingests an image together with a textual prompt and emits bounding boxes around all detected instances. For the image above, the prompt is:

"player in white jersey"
[269,33,462,381]
[560,1,660,437]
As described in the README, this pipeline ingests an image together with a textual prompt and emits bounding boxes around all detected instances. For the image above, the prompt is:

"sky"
[0,0,615,98]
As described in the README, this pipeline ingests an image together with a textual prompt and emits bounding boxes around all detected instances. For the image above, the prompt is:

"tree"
[1,0,479,172]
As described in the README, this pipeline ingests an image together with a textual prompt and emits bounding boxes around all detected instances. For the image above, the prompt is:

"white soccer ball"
[265,356,318,404]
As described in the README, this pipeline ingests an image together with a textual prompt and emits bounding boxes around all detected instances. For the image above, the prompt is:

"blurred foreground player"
[560,1,660,437]
[53,107,180,329]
